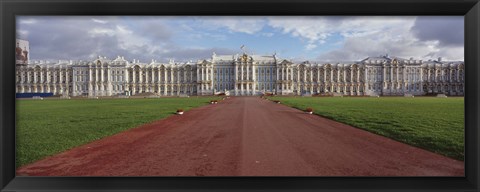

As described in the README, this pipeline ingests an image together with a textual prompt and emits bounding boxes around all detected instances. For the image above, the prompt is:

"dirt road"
[16,97,464,176]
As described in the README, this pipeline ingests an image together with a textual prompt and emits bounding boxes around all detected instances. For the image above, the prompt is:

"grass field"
[271,96,464,160]
[16,97,219,168]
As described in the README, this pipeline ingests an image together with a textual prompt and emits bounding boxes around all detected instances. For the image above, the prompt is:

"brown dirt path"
[16,97,464,176]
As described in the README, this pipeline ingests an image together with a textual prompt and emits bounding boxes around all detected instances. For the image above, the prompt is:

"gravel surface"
[16,97,464,176]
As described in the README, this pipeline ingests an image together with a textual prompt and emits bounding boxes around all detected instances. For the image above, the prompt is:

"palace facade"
[15,52,465,97]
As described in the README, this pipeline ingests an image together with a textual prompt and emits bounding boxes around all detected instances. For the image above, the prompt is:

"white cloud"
[88,28,115,36]
[92,18,108,24]
[436,46,464,61]
[17,30,29,38]
[19,19,37,25]
[257,16,464,61]
[267,16,417,52]
[305,44,317,51]
[318,20,464,61]
[198,17,266,34]
[17,16,464,62]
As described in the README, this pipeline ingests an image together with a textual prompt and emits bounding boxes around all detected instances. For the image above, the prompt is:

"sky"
[16,16,464,63]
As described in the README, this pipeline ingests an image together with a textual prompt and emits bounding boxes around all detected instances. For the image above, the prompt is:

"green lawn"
[271,96,464,160]
[16,97,219,168]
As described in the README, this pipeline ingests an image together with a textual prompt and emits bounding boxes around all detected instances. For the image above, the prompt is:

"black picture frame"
[1,0,479,191]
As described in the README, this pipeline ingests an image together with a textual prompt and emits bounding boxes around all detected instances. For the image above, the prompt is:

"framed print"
[1,0,479,191]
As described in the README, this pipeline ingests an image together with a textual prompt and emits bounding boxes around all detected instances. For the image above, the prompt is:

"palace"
[15,46,464,97]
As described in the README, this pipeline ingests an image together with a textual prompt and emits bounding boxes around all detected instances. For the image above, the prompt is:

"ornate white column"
[64,70,69,95]
[45,71,50,93]
[241,64,244,81]
[164,69,167,96]
[246,65,250,94]
[427,68,430,82]
[389,66,394,82]
[95,68,99,83]
[287,67,290,81]
[364,67,368,93]
[456,69,460,83]
[190,69,193,83]
[350,68,353,83]
[309,68,313,93]
[239,64,242,95]
[100,68,104,95]
[276,67,279,81]
[132,68,136,84]
[234,65,238,95]
[177,68,180,84]
[207,67,210,92]
[178,68,181,95]
[287,67,291,92]
[153,68,156,84]
[139,69,144,84]
[39,70,44,85]
[304,69,307,82]
[239,64,243,95]
[88,67,93,96]
[252,65,256,95]
[176,69,180,96]
[205,67,208,81]
[71,70,76,96]
[396,67,399,90]
[297,67,300,83]
[383,65,386,89]
[26,71,30,85]
[34,70,38,85]
[323,68,326,82]
[204,67,207,81]
[195,67,199,83]
[45,70,50,84]
[171,68,174,84]
[108,67,113,96]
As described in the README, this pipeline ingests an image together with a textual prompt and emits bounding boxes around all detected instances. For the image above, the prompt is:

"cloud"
[88,28,115,36]
[140,24,172,42]
[19,19,37,25]
[16,16,464,62]
[267,16,417,51]
[92,18,107,24]
[319,34,463,62]
[197,16,266,34]
[316,16,463,61]
[411,16,464,47]
[157,47,237,62]
[16,30,29,39]
[305,44,317,51]
[17,16,172,61]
